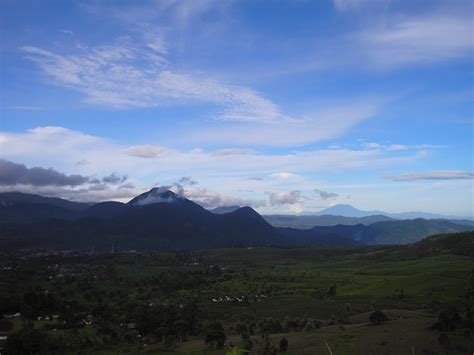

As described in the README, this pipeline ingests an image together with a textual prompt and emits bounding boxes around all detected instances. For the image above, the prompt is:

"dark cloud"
[0,159,90,187]
[119,182,135,189]
[0,185,137,202]
[75,159,90,166]
[178,176,197,186]
[89,183,109,191]
[102,173,127,184]
[89,178,101,184]
[268,190,303,206]
[314,189,339,200]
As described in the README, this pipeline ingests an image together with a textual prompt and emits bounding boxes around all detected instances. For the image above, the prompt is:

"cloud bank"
[385,171,474,181]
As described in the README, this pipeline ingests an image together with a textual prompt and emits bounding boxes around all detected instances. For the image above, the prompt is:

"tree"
[173,319,189,343]
[438,333,450,346]
[369,310,389,325]
[279,337,288,352]
[204,321,226,349]
[436,307,462,331]
[257,334,277,355]
[241,333,253,350]
[4,327,51,354]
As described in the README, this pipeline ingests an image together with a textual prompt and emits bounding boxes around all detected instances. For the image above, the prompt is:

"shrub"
[279,337,288,352]
[369,310,389,325]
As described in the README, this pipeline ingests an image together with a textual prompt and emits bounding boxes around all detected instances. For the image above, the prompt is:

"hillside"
[0,191,472,251]
[306,219,472,245]
[264,214,394,228]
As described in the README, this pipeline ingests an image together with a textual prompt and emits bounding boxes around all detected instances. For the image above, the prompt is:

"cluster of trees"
[311,284,337,300]
[232,316,321,336]
[134,302,199,343]
[432,270,474,334]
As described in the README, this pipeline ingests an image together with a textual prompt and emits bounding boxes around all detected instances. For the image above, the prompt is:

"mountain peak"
[317,204,368,216]
[210,205,241,214]
[127,187,181,206]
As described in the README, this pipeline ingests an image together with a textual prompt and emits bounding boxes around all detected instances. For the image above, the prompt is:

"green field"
[1,233,473,354]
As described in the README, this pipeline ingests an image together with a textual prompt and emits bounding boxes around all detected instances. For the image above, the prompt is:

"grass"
[2,244,473,353]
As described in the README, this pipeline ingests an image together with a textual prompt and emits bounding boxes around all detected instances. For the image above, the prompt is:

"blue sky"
[0,0,473,216]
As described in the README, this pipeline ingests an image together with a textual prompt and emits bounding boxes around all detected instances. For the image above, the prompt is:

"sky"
[0,0,473,216]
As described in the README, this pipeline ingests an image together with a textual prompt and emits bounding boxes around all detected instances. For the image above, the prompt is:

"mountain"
[0,192,90,223]
[313,204,385,218]
[0,191,89,211]
[0,189,285,251]
[81,201,128,219]
[306,219,473,245]
[264,214,394,229]
[127,187,182,206]
[0,190,471,251]
[411,231,474,257]
[210,205,241,214]
[314,204,471,220]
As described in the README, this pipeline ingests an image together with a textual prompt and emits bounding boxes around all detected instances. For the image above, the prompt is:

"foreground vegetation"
[0,232,473,354]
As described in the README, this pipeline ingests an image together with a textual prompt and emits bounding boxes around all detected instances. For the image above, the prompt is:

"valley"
[1,232,473,354]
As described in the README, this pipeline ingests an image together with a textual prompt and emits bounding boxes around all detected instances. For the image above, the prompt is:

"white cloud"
[211,148,257,157]
[0,126,427,177]
[356,12,474,69]
[59,29,74,36]
[270,172,301,180]
[385,171,474,181]
[21,42,285,123]
[0,125,434,210]
[364,142,381,150]
[123,145,172,158]
[5,105,43,111]
[191,101,379,146]
[183,187,265,209]
[332,0,373,12]
[386,144,408,151]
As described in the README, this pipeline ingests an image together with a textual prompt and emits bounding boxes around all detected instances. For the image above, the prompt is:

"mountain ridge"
[0,191,472,251]
[312,204,471,220]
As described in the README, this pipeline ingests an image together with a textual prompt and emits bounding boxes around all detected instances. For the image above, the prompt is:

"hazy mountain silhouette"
[264,214,394,228]
[0,192,89,223]
[0,191,472,251]
[313,204,470,220]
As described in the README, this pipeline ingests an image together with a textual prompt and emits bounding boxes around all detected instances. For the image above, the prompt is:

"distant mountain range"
[309,204,471,220]
[263,214,395,229]
[0,191,472,251]
[263,204,473,229]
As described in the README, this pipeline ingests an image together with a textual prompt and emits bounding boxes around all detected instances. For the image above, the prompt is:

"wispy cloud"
[21,41,284,123]
[332,0,375,12]
[355,12,474,69]
[123,145,172,158]
[385,171,474,181]
[191,101,380,146]
[211,148,257,157]
[5,105,43,111]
